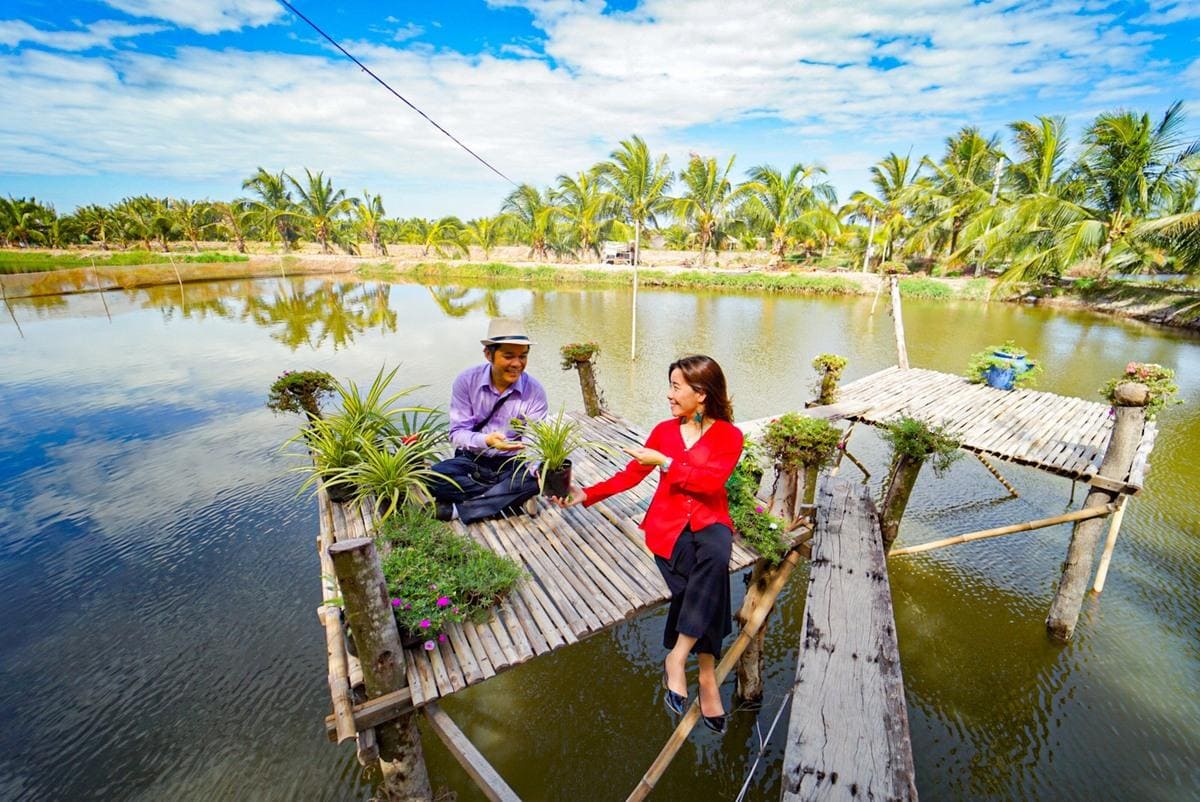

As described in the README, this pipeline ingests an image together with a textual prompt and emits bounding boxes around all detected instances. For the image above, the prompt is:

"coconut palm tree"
[242,167,297,252]
[842,152,923,267]
[673,154,742,266]
[212,200,254,253]
[501,184,559,260]
[353,191,388,256]
[740,163,836,264]
[289,169,356,254]
[113,196,161,251]
[170,198,214,252]
[554,170,614,259]
[464,216,507,260]
[409,217,469,258]
[597,136,673,267]
[0,197,54,247]
[75,204,116,250]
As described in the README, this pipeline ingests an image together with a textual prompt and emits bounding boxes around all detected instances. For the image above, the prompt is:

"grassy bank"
[0,250,248,275]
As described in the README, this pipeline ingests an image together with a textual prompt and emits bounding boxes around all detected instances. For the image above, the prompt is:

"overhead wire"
[278,0,518,187]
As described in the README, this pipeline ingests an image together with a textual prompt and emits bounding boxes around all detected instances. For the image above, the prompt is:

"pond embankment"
[3,248,1198,333]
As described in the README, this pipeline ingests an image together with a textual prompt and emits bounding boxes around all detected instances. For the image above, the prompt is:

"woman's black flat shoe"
[661,672,687,716]
[701,713,727,735]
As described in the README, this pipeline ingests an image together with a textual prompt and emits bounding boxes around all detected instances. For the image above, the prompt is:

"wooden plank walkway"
[835,366,1158,492]
[780,478,917,802]
[320,411,765,711]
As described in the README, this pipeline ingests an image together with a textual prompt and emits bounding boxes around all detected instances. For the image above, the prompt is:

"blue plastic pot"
[983,364,1016,390]
[993,350,1031,374]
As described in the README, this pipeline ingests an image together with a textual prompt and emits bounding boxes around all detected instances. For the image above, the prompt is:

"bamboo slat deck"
[835,367,1159,492]
[320,411,765,711]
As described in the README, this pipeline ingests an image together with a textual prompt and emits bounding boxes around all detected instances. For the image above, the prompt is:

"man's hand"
[484,431,524,451]
[623,446,668,466]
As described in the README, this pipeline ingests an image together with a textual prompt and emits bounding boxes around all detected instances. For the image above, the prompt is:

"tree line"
[2,102,1198,283]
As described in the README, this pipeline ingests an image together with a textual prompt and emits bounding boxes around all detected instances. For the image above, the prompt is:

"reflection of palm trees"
[427,285,503,318]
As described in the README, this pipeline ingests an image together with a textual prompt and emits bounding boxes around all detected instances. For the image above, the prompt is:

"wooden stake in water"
[890,275,909,369]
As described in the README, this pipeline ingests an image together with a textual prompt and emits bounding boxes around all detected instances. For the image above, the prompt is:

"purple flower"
[754,505,764,514]
[419,619,431,629]
[423,640,436,651]
[391,598,402,607]
[429,583,438,591]
[436,596,451,608]
[452,607,459,614]
[438,633,448,643]
[404,603,411,610]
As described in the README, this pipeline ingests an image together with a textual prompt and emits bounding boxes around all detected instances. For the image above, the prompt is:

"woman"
[560,354,742,734]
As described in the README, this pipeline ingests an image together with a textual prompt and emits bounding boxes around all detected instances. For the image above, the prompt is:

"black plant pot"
[541,460,572,498]
[325,480,356,504]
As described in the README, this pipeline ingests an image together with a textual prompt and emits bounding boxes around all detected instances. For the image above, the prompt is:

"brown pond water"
[0,277,1196,801]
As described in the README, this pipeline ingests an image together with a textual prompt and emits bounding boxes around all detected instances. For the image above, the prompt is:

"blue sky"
[3,0,1200,218]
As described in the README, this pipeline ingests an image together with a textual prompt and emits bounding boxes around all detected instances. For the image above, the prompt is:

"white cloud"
[0,0,1186,215]
[0,19,165,50]
[392,22,424,42]
[1131,0,1200,25]
[101,0,284,34]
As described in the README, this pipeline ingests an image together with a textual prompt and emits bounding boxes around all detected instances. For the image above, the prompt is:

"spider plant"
[508,408,618,495]
[331,433,455,522]
[286,413,366,502]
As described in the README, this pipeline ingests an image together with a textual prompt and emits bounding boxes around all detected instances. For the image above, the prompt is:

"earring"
[693,411,704,424]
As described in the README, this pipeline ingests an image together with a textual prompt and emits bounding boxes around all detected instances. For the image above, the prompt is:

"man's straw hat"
[481,317,536,346]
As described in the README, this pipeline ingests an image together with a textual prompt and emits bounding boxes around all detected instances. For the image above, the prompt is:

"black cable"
[278,0,517,186]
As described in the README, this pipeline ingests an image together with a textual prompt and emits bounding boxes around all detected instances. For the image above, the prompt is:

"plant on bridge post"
[560,341,604,416]
[811,353,848,405]
[267,369,336,421]
[761,412,842,526]
[1101,362,1179,419]
[878,416,962,550]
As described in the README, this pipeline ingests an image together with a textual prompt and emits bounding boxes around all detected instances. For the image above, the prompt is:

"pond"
[1,277,1197,801]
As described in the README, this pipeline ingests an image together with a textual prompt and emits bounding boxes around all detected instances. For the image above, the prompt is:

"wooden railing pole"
[627,549,803,802]
[889,275,909,369]
[879,455,923,551]
[1046,383,1147,641]
[1092,496,1129,593]
[329,537,432,801]
[889,503,1117,556]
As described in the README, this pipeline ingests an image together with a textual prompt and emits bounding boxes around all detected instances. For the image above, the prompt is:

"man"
[427,317,549,523]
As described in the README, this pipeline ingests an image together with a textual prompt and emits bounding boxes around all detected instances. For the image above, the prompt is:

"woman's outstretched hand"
[623,446,669,466]
[553,485,587,508]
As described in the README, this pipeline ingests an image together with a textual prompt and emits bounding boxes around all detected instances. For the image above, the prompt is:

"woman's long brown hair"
[669,354,733,423]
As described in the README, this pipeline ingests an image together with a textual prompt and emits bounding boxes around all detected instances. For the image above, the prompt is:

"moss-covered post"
[810,354,848,407]
[560,342,604,417]
[329,538,431,801]
[878,417,962,551]
[1046,382,1148,642]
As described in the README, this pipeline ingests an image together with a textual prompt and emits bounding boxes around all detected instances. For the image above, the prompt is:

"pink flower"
[419,619,432,629]
[452,607,459,614]
[436,596,451,607]
[391,598,402,607]
[429,584,438,591]
[754,505,764,514]
[423,640,436,651]
[438,633,448,643]
[404,603,411,610]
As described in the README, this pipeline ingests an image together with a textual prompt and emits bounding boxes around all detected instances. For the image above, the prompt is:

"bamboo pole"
[627,549,803,802]
[0,276,23,338]
[317,533,357,744]
[974,452,1018,498]
[828,422,856,476]
[869,277,884,316]
[631,222,640,361]
[1092,496,1129,593]
[1047,383,1148,641]
[889,275,909,369]
[889,503,1117,557]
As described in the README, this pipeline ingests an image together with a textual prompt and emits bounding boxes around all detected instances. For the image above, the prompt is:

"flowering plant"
[725,451,788,565]
[377,505,525,644]
[1101,362,1180,420]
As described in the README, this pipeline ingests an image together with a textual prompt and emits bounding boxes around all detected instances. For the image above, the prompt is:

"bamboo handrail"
[889,503,1118,557]
[1092,496,1129,593]
[626,548,803,802]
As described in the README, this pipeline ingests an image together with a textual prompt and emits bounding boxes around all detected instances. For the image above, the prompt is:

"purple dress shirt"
[448,363,549,456]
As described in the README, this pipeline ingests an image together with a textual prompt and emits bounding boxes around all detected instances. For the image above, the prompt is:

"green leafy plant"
[1101,362,1180,420]
[267,369,336,419]
[879,416,963,475]
[377,505,525,647]
[880,260,909,275]
[286,413,366,502]
[761,413,842,472]
[332,432,453,521]
[507,408,618,493]
[336,365,433,442]
[965,340,1042,388]
[725,454,788,565]
[559,341,600,369]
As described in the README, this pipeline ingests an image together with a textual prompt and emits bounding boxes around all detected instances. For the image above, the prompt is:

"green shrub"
[725,455,788,565]
[879,416,962,475]
[899,277,953,299]
[761,413,842,471]
[965,341,1042,388]
[1101,362,1180,420]
[267,369,336,419]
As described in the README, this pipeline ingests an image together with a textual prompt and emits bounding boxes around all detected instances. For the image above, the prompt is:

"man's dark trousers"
[428,449,540,523]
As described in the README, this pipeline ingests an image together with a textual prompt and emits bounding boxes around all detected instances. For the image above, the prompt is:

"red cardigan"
[583,418,744,558]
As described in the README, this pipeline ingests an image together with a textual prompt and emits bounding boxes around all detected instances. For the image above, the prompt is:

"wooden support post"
[424,703,522,802]
[566,355,604,416]
[869,277,884,316]
[879,455,923,551]
[828,422,856,476]
[974,452,1018,498]
[1092,496,1129,594]
[627,549,804,802]
[889,275,909,369]
[1046,383,1148,642]
[329,537,432,801]
[888,503,1117,557]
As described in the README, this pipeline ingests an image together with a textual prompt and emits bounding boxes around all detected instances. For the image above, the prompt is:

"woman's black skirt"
[654,522,733,657]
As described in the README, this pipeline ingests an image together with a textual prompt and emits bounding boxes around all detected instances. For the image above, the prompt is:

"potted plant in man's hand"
[507,408,616,497]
